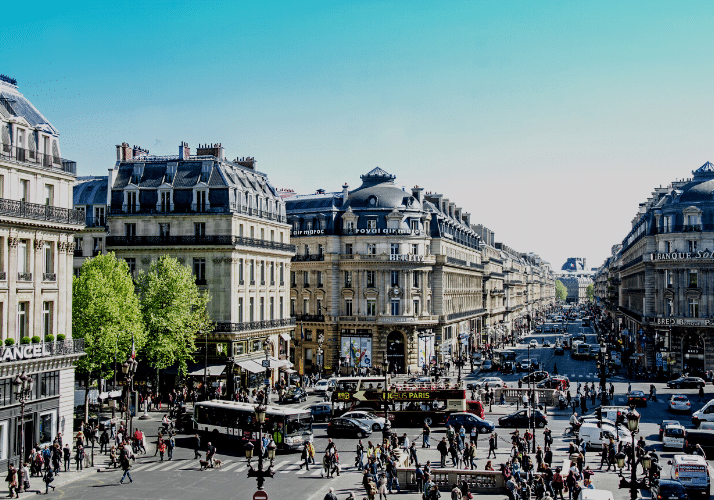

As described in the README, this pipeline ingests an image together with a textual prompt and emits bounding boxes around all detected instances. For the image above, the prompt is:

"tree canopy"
[555,280,568,301]
[72,252,146,378]
[136,255,213,378]
[586,283,595,302]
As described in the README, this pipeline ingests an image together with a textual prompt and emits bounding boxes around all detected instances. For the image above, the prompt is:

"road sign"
[261,359,271,368]
[253,492,269,500]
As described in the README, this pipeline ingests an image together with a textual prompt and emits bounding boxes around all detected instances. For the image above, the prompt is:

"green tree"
[72,252,145,422]
[586,283,595,302]
[555,279,568,301]
[136,255,213,380]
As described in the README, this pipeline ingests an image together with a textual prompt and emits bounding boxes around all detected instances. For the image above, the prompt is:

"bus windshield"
[286,415,313,436]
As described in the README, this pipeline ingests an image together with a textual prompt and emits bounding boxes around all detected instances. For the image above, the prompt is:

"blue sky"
[3,1,714,270]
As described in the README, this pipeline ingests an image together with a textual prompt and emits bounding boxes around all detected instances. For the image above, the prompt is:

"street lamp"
[382,351,391,441]
[13,372,33,469]
[246,403,276,490]
[618,408,648,500]
[263,339,271,404]
[317,333,325,379]
[121,356,138,437]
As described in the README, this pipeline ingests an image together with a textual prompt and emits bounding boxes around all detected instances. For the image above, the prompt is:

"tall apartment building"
[105,142,295,392]
[286,168,485,375]
[0,75,85,465]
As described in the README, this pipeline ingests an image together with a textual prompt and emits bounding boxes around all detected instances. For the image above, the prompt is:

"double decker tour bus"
[332,379,478,426]
[193,400,313,452]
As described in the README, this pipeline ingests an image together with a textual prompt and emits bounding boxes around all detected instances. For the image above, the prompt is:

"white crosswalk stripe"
[278,460,303,473]
[234,465,247,473]
[273,460,291,472]
[129,462,156,472]
[144,461,173,471]
[221,461,241,472]
[161,460,190,471]
[295,467,309,475]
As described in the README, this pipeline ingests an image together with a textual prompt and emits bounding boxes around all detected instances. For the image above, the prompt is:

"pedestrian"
[193,433,201,459]
[323,487,338,500]
[75,444,84,470]
[99,429,109,454]
[415,463,425,493]
[377,474,388,500]
[158,440,166,461]
[119,452,133,484]
[699,385,706,402]
[552,469,565,500]
[451,483,463,500]
[437,437,449,468]
[423,422,431,448]
[62,444,70,472]
[167,433,175,460]
[409,442,418,466]
[42,467,55,495]
[322,452,331,478]
[487,433,496,459]
[300,444,310,470]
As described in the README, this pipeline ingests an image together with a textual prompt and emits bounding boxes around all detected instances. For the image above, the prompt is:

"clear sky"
[3,1,714,270]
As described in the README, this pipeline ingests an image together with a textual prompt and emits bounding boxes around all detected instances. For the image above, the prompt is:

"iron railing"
[0,198,85,225]
[446,256,468,267]
[213,318,296,333]
[110,203,287,223]
[44,338,85,356]
[292,254,325,262]
[42,273,56,281]
[107,235,296,253]
[293,314,325,322]
[17,273,32,281]
[447,308,486,321]
[0,272,5,280]
[0,145,77,175]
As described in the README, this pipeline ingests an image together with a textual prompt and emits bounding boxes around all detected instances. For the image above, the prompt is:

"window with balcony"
[260,261,265,284]
[303,298,309,315]
[391,243,400,255]
[689,298,700,318]
[291,298,296,317]
[345,299,353,316]
[194,222,205,237]
[125,223,136,237]
[249,260,255,284]
[413,271,420,288]
[367,299,376,316]
[260,298,265,321]
[291,271,296,288]
[193,258,206,285]
[367,243,376,255]
[238,298,243,322]
[688,240,697,253]
[366,270,376,288]
[303,271,310,287]
[159,223,170,238]
[318,244,324,256]
[316,271,323,288]
[42,302,53,340]
[316,299,323,315]
[280,297,284,319]
[412,243,419,255]
[249,298,254,322]
[270,262,275,284]
[662,216,672,233]
[0,175,4,198]
[664,241,671,253]
[159,191,171,212]
[196,190,207,212]
[17,302,28,338]
[304,244,310,256]
[126,191,137,214]
[18,240,28,275]
[44,185,54,206]
[391,299,400,316]
[270,297,275,320]
[239,259,244,284]
[411,219,419,232]
[20,179,29,203]
[43,243,54,280]
[413,299,420,315]
[367,219,377,230]
[391,270,399,287]
[345,271,353,288]
[665,270,673,288]
[94,206,105,226]
[279,263,284,284]
[345,243,353,255]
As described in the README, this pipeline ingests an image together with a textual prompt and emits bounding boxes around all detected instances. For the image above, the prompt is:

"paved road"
[43,325,714,500]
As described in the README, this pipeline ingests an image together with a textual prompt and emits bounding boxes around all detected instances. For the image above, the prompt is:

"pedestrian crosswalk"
[112,457,336,477]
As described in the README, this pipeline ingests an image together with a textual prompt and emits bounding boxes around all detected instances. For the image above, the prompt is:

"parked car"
[481,360,493,371]
[340,410,387,431]
[627,390,647,407]
[529,339,538,348]
[669,395,693,413]
[473,377,506,389]
[326,417,372,438]
[668,377,706,389]
[650,479,688,500]
[282,387,308,403]
[445,412,495,434]
[307,403,332,422]
[498,409,548,428]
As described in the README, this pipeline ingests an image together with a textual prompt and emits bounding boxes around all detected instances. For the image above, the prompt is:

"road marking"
[295,467,309,475]
[311,468,324,476]
[159,460,187,471]
[144,461,174,471]
[234,465,247,473]
[130,462,157,472]
[221,461,241,471]
[273,459,291,472]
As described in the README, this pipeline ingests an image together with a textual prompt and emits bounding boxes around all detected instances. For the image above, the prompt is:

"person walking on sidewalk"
[119,453,133,484]
[437,437,448,467]
[487,434,497,459]
[299,444,310,470]
[423,422,431,448]
[99,429,109,454]
[193,434,201,459]
[167,434,175,460]
[43,468,55,494]
[62,445,70,472]
[75,444,84,471]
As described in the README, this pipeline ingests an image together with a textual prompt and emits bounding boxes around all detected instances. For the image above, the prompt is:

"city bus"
[332,376,389,393]
[572,342,590,360]
[193,400,313,451]
[493,349,517,370]
[332,384,477,426]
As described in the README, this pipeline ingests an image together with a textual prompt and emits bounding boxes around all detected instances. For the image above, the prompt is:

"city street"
[38,322,714,500]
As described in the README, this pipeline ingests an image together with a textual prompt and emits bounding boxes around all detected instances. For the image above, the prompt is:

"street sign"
[261,359,271,368]
[656,352,663,367]
[253,492,269,500]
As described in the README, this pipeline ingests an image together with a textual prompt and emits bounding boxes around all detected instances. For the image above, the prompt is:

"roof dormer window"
[200,163,211,183]
[132,164,144,185]
[165,163,176,183]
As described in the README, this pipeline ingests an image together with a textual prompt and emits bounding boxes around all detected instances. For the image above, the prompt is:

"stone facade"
[0,75,85,466]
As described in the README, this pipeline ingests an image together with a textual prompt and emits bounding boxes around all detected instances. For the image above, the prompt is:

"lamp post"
[245,404,276,490]
[13,372,33,469]
[616,409,649,500]
[202,330,208,400]
[263,339,271,405]
[121,356,138,437]
[317,333,325,379]
[382,351,391,441]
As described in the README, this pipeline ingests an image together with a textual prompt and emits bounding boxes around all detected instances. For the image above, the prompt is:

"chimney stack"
[411,185,423,202]
[342,183,349,207]
[235,156,256,170]
[116,142,133,161]
[196,143,224,159]
[179,141,190,159]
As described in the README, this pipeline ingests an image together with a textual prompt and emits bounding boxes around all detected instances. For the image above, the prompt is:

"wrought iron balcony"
[293,314,325,322]
[109,203,286,223]
[0,198,85,226]
[292,254,325,262]
[0,145,77,176]
[107,235,296,253]
[446,256,468,267]
[73,249,84,257]
[17,272,32,281]
[213,318,296,333]
[0,272,5,280]
[42,273,56,282]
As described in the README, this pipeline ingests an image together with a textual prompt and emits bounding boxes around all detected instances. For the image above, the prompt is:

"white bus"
[193,400,313,451]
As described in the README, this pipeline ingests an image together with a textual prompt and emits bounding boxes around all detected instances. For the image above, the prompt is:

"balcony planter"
[45,334,54,342]
[57,334,66,342]
[20,337,31,345]
[31,336,41,344]
[4,338,14,346]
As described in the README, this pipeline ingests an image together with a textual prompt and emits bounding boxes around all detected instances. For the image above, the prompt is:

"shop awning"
[283,368,297,374]
[187,364,226,377]
[280,333,292,341]
[236,359,265,374]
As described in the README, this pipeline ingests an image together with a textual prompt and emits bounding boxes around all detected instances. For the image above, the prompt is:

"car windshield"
[630,391,645,397]
[665,428,684,437]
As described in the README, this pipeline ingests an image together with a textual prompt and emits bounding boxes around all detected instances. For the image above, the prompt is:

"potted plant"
[57,334,66,342]
[45,334,54,342]
[20,337,31,345]
[4,338,14,346]
[31,336,41,344]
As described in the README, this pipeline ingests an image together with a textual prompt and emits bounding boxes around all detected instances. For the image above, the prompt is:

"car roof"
[665,422,685,429]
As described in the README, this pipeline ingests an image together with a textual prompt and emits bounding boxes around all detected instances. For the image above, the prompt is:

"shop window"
[39,411,55,445]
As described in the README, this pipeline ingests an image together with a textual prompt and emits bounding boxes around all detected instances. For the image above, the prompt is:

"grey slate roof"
[0,89,58,135]
[74,177,108,206]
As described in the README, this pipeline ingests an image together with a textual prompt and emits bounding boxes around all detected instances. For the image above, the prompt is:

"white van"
[669,454,711,497]
[663,423,686,450]
[579,422,631,450]
[692,400,714,427]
